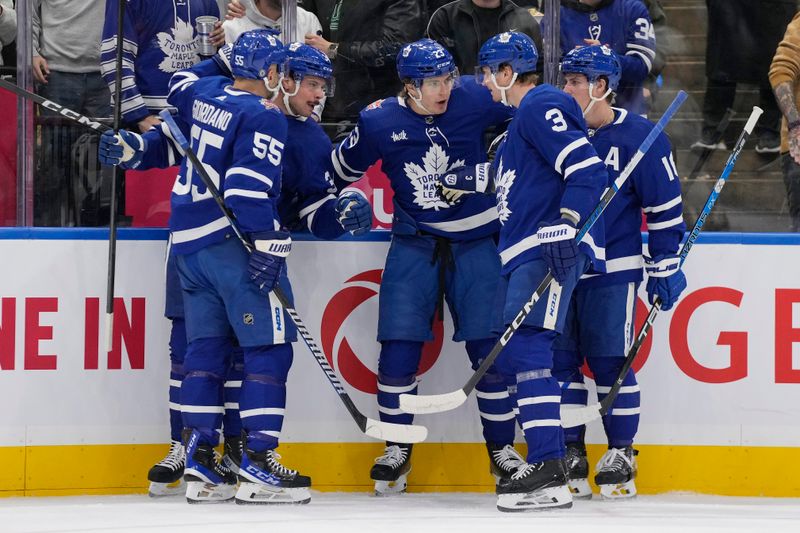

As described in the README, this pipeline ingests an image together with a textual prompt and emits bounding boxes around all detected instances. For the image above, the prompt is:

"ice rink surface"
[1,492,799,533]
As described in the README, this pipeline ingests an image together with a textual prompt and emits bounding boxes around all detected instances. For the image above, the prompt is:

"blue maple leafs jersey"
[493,84,607,275]
[101,0,220,124]
[556,0,656,115]
[332,77,514,241]
[166,75,287,254]
[580,108,685,288]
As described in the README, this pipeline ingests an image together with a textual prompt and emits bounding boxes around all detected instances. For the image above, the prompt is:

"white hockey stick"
[160,110,427,444]
[399,91,688,415]
[561,105,763,428]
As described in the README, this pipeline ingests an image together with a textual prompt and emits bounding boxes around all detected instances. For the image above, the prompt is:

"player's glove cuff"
[252,231,292,257]
[536,219,577,243]
[644,254,680,278]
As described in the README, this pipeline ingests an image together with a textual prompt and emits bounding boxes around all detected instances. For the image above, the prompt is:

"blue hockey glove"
[98,129,146,169]
[435,162,493,204]
[335,191,372,235]
[536,218,579,283]
[645,254,687,311]
[248,231,291,295]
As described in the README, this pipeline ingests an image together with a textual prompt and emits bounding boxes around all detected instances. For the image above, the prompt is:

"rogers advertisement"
[0,234,799,448]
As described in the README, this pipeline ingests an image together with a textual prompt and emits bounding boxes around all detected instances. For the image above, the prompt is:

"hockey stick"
[561,105,764,429]
[688,108,735,180]
[158,110,427,444]
[399,91,688,415]
[105,0,127,352]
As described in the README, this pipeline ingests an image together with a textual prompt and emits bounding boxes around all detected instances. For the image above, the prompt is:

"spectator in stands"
[297,0,424,123]
[0,0,15,69]
[553,0,656,116]
[100,0,221,133]
[223,0,322,43]
[427,0,543,75]
[33,0,111,227]
[694,0,795,155]
[769,11,800,231]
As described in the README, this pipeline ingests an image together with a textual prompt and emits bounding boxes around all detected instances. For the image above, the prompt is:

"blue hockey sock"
[377,340,422,426]
[517,371,564,463]
[467,338,515,445]
[588,357,640,448]
[240,344,293,452]
[181,336,230,444]
[223,345,244,439]
[168,318,187,442]
[552,349,588,444]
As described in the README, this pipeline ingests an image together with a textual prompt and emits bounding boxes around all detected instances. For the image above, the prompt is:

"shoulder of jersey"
[363,98,398,114]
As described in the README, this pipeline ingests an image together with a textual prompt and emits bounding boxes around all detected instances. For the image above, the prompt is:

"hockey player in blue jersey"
[332,39,523,495]
[554,0,656,115]
[556,45,686,500]
[437,31,608,512]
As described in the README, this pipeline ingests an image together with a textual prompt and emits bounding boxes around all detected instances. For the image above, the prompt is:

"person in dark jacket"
[427,1,543,74]
[298,0,423,123]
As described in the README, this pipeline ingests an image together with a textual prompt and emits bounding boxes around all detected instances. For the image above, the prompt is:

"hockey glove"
[335,191,372,235]
[645,254,686,311]
[536,218,579,283]
[98,129,146,169]
[435,162,493,205]
[248,231,292,295]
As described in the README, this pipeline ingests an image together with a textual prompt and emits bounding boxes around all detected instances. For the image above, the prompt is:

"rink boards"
[0,229,799,497]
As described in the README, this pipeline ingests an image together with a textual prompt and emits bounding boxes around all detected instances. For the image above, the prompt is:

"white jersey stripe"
[181,405,225,414]
[377,381,418,394]
[609,407,641,416]
[171,216,230,244]
[644,195,682,214]
[647,215,684,230]
[421,206,498,233]
[596,385,641,394]
[239,407,286,418]
[223,188,270,200]
[563,156,602,181]
[521,419,561,430]
[225,166,274,189]
[517,395,561,406]
[476,390,509,400]
[480,411,516,422]
[554,137,590,174]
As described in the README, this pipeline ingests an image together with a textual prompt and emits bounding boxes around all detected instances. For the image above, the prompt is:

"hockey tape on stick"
[400,91,688,415]
[561,105,763,429]
[159,110,427,443]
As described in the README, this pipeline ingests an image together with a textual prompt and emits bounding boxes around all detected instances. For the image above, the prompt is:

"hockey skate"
[183,431,238,504]
[147,440,186,497]
[487,443,526,485]
[595,446,638,500]
[496,458,573,512]
[564,442,592,500]
[221,435,244,475]
[370,444,412,496]
[235,449,312,505]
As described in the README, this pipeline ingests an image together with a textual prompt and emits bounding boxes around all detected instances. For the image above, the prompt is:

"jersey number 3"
[545,108,568,132]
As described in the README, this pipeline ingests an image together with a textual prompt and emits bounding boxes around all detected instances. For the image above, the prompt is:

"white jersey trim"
[171,216,230,244]
[225,166,274,189]
[563,156,602,180]
[647,215,684,230]
[643,194,682,214]
[420,206,498,233]
[555,137,590,174]
[239,407,286,418]
[517,396,561,406]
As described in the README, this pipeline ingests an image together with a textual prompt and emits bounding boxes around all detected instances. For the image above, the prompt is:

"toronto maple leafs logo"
[404,144,465,210]
[157,20,201,73]
[588,25,603,41]
[494,159,517,223]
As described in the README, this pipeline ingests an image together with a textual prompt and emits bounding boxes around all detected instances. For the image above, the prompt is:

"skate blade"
[373,473,409,497]
[235,482,311,505]
[497,484,573,512]
[185,480,237,504]
[568,478,592,500]
[148,479,186,498]
[599,479,637,500]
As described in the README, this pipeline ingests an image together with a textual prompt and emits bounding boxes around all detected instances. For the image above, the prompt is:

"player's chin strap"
[408,82,435,115]
[273,75,301,118]
[582,80,613,118]
[489,71,518,107]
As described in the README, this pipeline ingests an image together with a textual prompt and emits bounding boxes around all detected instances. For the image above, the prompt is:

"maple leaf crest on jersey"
[260,98,279,111]
[494,159,517,223]
[403,144,465,211]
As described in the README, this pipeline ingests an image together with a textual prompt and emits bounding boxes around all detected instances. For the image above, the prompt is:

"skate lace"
[374,445,408,468]
[266,450,297,477]
[492,445,526,472]
[510,461,542,481]
[156,440,185,470]
[596,448,633,473]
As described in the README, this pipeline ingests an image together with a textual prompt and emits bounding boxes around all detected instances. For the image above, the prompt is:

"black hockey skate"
[183,430,238,504]
[221,435,244,475]
[370,444,412,496]
[595,446,638,500]
[564,442,592,500]
[236,449,312,505]
[487,443,526,485]
[496,458,573,512]
[147,440,185,497]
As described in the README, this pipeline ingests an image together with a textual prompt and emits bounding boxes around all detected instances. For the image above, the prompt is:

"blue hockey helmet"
[284,42,334,95]
[396,39,456,82]
[478,32,538,76]
[560,45,621,92]
[231,30,285,80]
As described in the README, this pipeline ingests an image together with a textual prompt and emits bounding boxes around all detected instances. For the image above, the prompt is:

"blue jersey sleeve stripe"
[419,206,498,233]
[643,195,682,213]
[171,216,230,244]
[626,43,655,58]
[159,122,186,158]
[298,195,336,220]
[170,73,199,95]
[223,189,271,200]
[563,156,603,180]
[647,215,684,231]
[626,50,653,72]
[331,147,362,182]
[224,167,274,189]
[555,137,590,174]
